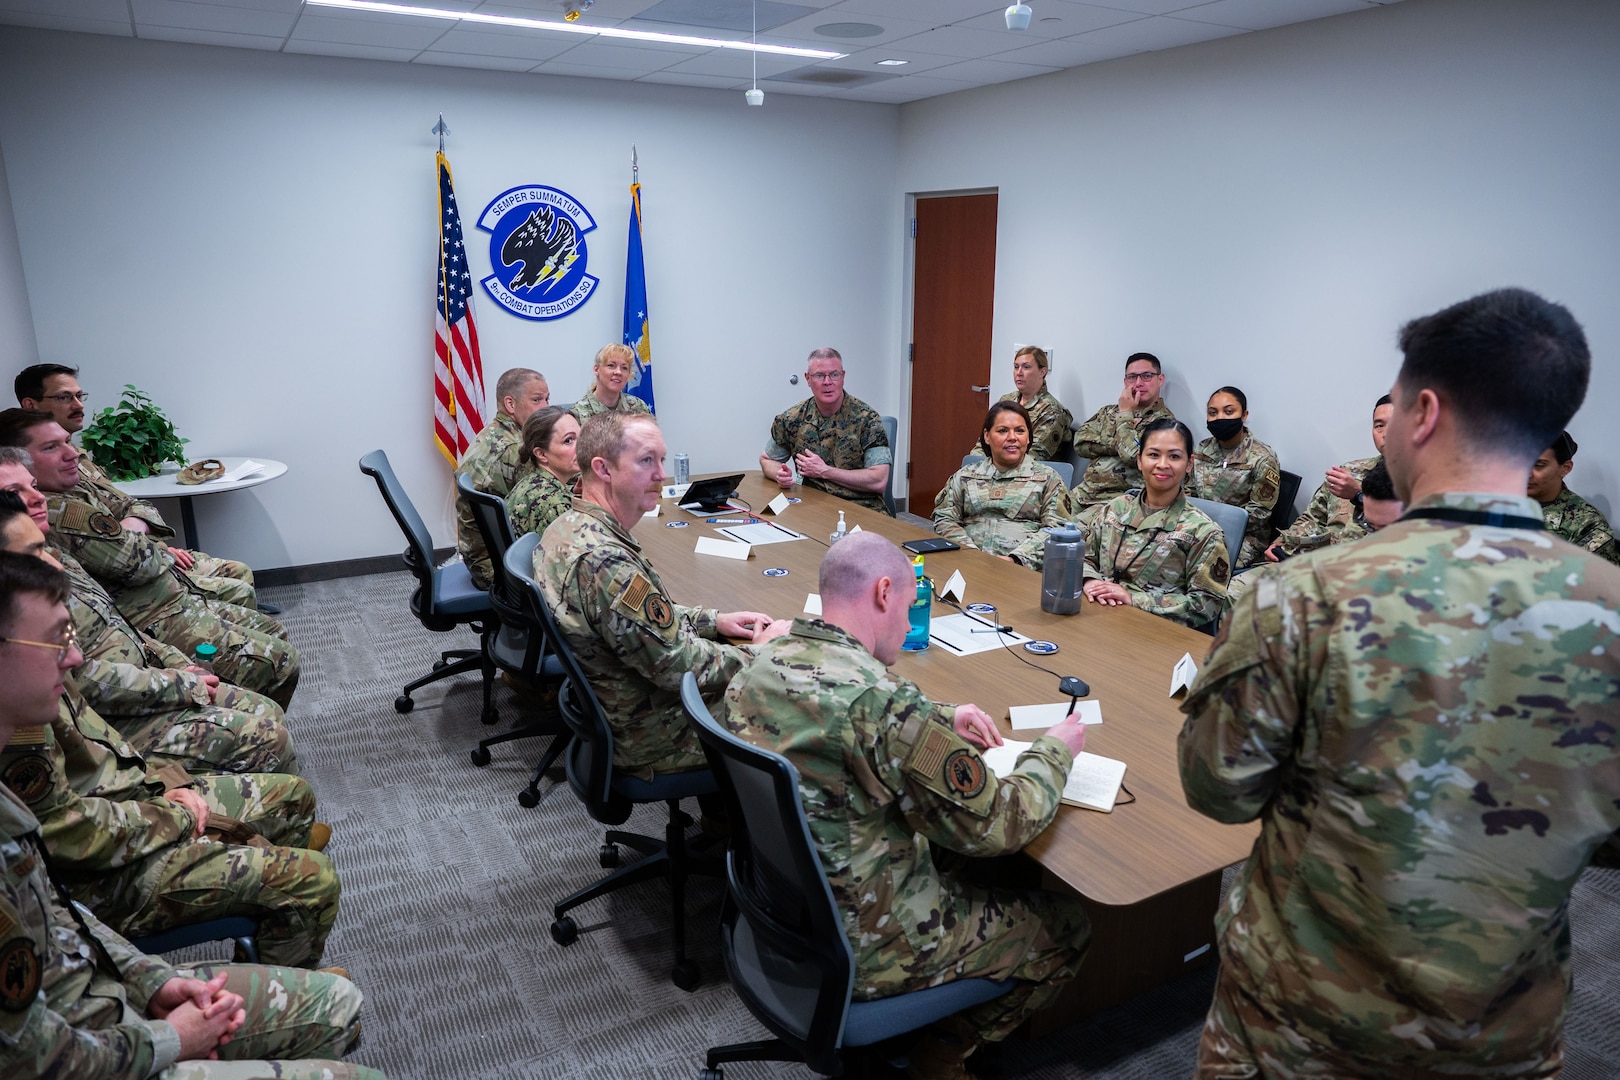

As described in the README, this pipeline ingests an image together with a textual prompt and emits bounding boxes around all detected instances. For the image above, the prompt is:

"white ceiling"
[0,0,1407,104]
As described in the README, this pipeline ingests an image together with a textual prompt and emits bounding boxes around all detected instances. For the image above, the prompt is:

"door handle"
[971,385,991,393]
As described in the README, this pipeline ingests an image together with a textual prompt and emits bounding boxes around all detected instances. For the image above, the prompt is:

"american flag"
[433,150,486,465]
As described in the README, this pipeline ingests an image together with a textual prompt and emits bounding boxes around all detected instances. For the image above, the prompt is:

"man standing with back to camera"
[1178,287,1620,1079]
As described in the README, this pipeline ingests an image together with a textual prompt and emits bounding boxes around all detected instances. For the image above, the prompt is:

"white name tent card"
[695,536,752,560]
[661,483,691,500]
[940,569,967,605]
[1169,652,1199,698]
[1008,700,1103,729]
[980,740,1128,813]
[762,492,792,515]
[849,524,863,533]
[804,593,822,616]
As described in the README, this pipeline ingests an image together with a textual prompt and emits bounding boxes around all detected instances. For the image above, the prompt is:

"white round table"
[116,457,288,552]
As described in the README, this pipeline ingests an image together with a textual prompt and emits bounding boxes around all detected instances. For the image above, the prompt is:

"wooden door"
[909,194,998,513]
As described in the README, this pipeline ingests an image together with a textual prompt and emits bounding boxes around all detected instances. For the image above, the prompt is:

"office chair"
[1271,469,1304,534]
[958,453,1073,489]
[680,673,1012,1079]
[457,477,571,806]
[504,534,716,990]
[131,916,260,963]
[359,449,498,724]
[880,415,899,516]
[1186,496,1248,570]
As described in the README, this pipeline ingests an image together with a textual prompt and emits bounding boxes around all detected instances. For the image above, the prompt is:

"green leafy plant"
[80,385,189,482]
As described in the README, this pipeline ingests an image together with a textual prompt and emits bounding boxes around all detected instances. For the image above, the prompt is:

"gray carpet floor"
[221,571,1620,1079]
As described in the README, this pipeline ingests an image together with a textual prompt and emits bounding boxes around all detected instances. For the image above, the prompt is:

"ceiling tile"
[953,0,1144,36]
[133,0,297,35]
[922,55,1058,85]
[412,49,538,70]
[284,37,426,60]
[987,33,1137,66]
[658,48,809,78]
[535,37,701,69]
[288,11,454,49]
[838,73,977,104]
[633,69,748,88]
[829,1,1007,22]
[1170,0,1373,32]
[0,12,131,34]
[883,22,1029,60]
[759,9,938,49]
[1073,12,1246,51]
[0,0,128,16]
[138,24,285,47]
[430,25,582,59]
[1080,0,1222,13]
[798,48,971,77]
[631,0,819,34]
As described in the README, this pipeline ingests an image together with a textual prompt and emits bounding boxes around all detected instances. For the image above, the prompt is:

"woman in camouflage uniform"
[571,343,651,421]
[1082,418,1230,629]
[935,401,1068,569]
[1189,385,1281,568]
[970,345,1073,462]
[506,406,580,539]
[1528,431,1620,566]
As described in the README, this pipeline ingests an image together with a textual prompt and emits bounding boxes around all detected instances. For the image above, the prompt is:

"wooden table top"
[636,475,1257,907]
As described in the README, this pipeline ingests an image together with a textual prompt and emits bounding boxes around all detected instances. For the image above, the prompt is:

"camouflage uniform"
[0,690,338,967]
[454,411,528,589]
[1177,492,1620,1079]
[1273,455,1379,556]
[1189,429,1281,569]
[1083,490,1230,628]
[971,389,1074,462]
[540,498,749,775]
[932,457,1068,569]
[0,783,378,1080]
[764,394,892,514]
[723,617,1090,1043]
[570,388,651,422]
[1070,399,1177,508]
[1539,485,1620,566]
[507,465,575,540]
[44,494,300,708]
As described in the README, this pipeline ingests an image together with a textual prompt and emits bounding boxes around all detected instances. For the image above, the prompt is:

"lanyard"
[1402,507,1544,531]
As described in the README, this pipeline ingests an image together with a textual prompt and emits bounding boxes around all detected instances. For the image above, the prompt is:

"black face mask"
[1207,418,1244,442]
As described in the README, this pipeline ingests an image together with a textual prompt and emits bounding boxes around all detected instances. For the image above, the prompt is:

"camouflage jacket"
[507,466,576,540]
[75,453,172,536]
[1083,490,1230,628]
[1540,485,1620,566]
[1276,455,1379,555]
[44,494,192,625]
[1189,430,1281,568]
[972,389,1074,462]
[539,499,749,771]
[765,394,892,513]
[932,457,1068,569]
[723,618,1072,991]
[1177,492,1620,1072]
[1069,400,1176,506]
[0,782,183,1078]
[570,389,651,422]
[455,411,528,589]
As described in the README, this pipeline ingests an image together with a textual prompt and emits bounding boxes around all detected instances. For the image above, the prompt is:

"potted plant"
[79,385,189,482]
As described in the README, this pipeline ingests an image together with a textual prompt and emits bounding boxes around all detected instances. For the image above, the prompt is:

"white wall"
[0,139,38,375]
[0,29,902,568]
[900,0,1620,516]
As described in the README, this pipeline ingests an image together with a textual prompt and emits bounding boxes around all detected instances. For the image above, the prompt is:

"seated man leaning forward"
[455,366,550,589]
[759,347,892,514]
[540,412,792,779]
[724,531,1091,1080]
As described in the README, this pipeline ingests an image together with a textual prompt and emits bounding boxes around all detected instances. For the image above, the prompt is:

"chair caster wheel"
[550,916,578,946]
[481,706,499,726]
[700,1068,723,1080]
[518,788,540,808]
[672,959,701,991]
[470,746,491,767]
[433,659,448,672]
[598,844,619,868]
[394,695,414,713]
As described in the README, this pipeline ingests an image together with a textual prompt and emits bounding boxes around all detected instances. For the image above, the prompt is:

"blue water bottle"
[903,554,931,652]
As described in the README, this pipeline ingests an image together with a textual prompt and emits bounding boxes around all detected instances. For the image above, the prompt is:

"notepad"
[718,521,806,546]
[980,740,1128,813]
[1008,700,1102,729]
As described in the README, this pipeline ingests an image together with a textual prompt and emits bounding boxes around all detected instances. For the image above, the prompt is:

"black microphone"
[1059,675,1090,717]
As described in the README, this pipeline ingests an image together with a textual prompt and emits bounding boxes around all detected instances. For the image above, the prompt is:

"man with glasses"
[1070,352,1177,514]
[759,347,892,514]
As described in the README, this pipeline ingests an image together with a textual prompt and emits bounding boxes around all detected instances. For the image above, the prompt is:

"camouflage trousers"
[113,697,296,776]
[187,552,257,609]
[143,600,301,710]
[76,774,339,968]
[158,964,383,1080]
[855,882,1090,1044]
[1195,966,1564,1080]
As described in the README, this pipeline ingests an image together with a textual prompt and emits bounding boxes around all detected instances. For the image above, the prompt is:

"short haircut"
[0,409,57,449]
[575,411,656,476]
[807,347,843,364]
[0,489,28,532]
[983,400,1032,436]
[1374,394,1392,411]
[1138,417,1194,457]
[820,532,911,605]
[0,446,33,470]
[1549,431,1578,465]
[594,343,634,368]
[1014,345,1049,372]
[1360,459,1397,502]
[1210,385,1247,412]
[0,548,68,637]
[14,364,77,405]
[1396,289,1589,459]
[1125,352,1161,373]
[495,368,545,405]
[520,406,575,465]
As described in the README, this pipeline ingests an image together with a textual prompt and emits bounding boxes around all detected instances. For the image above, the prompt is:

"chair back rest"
[458,471,519,614]
[1186,496,1247,569]
[680,673,855,1066]
[960,453,985,468]
[960,453,1073,489]
[358,449,437,593]
[1271,469,1304,533]
[880,415,898,516]
[505,534,627,824]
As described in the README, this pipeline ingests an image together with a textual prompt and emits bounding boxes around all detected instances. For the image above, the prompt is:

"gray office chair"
[880,414,898,516]
[131,917,259,963]
[1186,496,1248,570]
[1270,469,1304,534]
[959,453,1073,488]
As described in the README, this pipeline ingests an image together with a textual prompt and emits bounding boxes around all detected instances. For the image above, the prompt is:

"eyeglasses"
[806,371,845,383]
[41,391,89,404]
[0,623,78,663]
[1123,372,1161,383]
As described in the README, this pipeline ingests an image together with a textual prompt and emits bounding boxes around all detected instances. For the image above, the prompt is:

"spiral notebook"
[979,740,1128,813]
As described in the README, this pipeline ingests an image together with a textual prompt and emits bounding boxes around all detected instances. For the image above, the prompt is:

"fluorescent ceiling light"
[305,0,846,60]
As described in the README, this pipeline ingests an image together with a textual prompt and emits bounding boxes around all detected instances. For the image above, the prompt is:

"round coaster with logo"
[666,521,689,528]
[787,498,802,504]
[763,568,789,577]
[965,603,997,617]
[1023,640,1060,655]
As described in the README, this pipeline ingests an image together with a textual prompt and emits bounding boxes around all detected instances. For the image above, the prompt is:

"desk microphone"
[1059,675,1091,718]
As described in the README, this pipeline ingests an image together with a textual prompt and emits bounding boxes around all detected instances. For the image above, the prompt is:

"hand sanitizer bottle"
[829,510,848,545]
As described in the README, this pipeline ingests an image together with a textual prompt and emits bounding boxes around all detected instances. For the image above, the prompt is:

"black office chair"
[880,414,899,516]
[679,673,1013,1079]
[504,533,717,990]
[1270,469,1304,534]
[131,916,259,963]
[458,476,570,804]
[359,449,497,724]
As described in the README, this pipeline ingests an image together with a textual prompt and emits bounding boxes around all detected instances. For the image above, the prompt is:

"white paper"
[217,459,266,483]
[926,613,1029,657]
[1169,652,1199,698]
[981,741,1126,812]
[661,483,691,500]
[1008,700,1102,729]
[849,524,862,533]
[940,569,966,604]
[695,536,751,560]
[718,522,806,546]
[804,593,822,616]
[643,503,660,519]
[764,493,791,515]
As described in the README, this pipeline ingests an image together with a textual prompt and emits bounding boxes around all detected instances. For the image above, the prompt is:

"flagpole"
[436,115,456,450]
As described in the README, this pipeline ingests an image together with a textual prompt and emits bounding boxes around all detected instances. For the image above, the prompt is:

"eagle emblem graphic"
[477,184,600,322]
[501,206,579,293]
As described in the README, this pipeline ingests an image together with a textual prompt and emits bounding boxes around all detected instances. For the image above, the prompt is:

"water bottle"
[903,555,932,651]
[674,453,690,486]
[829,510,848,546]
[1041,523,1085,615]
[192,642,219,672]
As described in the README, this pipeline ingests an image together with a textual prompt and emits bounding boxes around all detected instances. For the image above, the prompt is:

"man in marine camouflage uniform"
[1262,395,1392,561]
[759,347,892,514]
[1069,352,1176,513]
[0,550,379,1080]
[1178,287,1620,1079]
[724,533,1091,1079]
[541,412,791,778]
[454,366,549,589]
[1528,430,1620,566]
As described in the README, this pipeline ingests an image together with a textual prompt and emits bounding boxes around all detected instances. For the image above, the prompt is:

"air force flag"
[623,182,656,413]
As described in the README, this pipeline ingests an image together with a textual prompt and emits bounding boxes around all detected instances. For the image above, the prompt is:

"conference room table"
[637,475,1258,1026]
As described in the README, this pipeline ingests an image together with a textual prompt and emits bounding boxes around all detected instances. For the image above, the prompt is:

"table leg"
[179,496,200,552]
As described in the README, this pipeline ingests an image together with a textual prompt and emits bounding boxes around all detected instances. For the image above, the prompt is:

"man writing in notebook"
[724,531,1090,1079]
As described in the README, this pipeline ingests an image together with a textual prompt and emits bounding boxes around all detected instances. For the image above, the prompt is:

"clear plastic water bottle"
[674,453,690,486]
[192,642,219,672]
[903,555,931,651]
[1041,523,1085,615]
[829,510,847,546]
